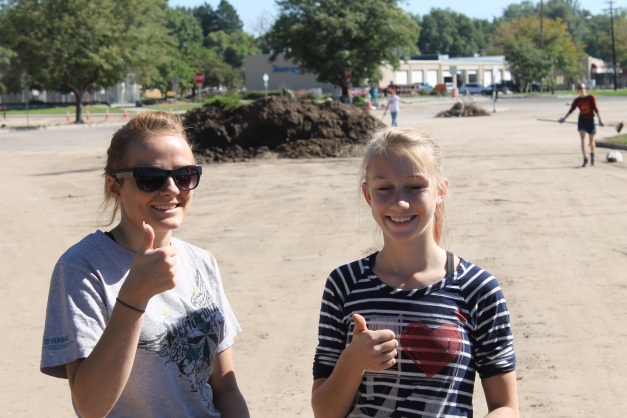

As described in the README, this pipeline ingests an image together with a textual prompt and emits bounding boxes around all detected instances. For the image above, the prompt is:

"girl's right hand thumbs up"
[348,313,398,371]
[118,222,178,309]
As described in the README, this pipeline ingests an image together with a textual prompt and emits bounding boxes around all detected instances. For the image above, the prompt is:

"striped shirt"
[313,252,516,417]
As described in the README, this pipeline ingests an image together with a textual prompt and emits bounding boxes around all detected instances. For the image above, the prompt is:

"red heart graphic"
[400,322,463,378]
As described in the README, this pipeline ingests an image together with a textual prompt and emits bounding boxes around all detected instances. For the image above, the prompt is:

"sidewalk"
[0,112,133,132]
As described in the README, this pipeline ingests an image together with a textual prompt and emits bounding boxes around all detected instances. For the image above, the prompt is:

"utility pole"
[607,0,618,90]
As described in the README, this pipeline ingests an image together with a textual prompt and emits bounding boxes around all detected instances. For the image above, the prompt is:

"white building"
[380,54,511,88]
[243,53,512,93]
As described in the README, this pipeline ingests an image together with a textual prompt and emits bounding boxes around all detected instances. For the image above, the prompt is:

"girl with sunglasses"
[40,111,249,418]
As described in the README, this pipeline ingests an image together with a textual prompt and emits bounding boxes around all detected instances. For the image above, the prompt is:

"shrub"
[352,96,366,107]
[203,93,243,109]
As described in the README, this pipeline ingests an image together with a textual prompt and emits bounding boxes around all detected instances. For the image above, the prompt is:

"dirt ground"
[1,94,626,417]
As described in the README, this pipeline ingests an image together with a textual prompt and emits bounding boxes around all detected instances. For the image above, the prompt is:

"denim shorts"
[578,118,596,134]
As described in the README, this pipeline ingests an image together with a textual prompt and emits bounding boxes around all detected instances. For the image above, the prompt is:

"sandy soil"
[1,95,626,417]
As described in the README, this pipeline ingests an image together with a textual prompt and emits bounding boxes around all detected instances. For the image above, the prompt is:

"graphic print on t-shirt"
[352,314,468,417]
[400,321,463,378]
[579,100,591,114]
[138,270,225,393]
[400,307,469,378]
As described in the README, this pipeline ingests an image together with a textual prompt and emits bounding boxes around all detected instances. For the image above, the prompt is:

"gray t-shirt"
[41,230,242,417]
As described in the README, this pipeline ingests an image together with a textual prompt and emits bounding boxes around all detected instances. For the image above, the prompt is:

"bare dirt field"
[1,94,626,417]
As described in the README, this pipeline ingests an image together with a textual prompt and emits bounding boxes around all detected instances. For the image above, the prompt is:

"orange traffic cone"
[123,110,129,119]
[66,111,71,122]
[86,110,92,122]
[105,110,110,120]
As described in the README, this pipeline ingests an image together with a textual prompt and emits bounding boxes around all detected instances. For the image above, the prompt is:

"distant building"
[244,53,511,93]
[586,55,625,89]
[244,53,624,93]
[244,54,332,93]
[380,54,511,89]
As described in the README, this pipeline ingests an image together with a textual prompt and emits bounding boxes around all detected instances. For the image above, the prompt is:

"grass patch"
[202,94,244,109]
[144,103,201,112]
[551,88,627,97]
[599,133,627,145]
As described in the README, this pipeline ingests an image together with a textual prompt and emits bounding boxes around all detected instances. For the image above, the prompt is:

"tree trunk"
[73,88,85,124]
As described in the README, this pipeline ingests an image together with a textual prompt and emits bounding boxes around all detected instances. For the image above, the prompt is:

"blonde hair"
[360,127,447,243]
[100,111,195,226]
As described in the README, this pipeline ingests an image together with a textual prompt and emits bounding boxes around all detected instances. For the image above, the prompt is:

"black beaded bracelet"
[116,297,145,314]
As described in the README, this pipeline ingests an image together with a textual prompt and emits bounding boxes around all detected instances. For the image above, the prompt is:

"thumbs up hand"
[346,313,398,371]
[118,222,177,310]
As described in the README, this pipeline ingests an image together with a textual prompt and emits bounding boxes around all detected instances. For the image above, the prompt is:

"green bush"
[202,93,243,108]
[352,96,366,107]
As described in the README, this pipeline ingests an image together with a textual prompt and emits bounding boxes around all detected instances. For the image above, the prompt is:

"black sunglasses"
[114,165,202,192]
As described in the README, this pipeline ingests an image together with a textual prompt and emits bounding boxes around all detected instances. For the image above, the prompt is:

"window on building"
[395,71,408,86]
[411,70,424,84]
[427,70,439,86]
[484,71,493,86]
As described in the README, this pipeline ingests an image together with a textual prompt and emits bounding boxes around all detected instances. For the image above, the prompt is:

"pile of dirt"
[183,96,384,163]
[436,102,491,118]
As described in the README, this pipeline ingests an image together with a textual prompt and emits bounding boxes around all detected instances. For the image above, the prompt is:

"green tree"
[148,6,205,98]
[212,0,243,34]
[0,46,15,92]
[543,0,589,48]
[583,14,610,58]
[504,38,554,89]
[205,30,260,68]
[0,0,171,122]
[193,0,243,38]
[501,1,537,20]
[266,0,419,97]
[192,2,216,37]
[597,12,627,69]
[143,6,245,98]
[494,15,583,86]
[416,9,495,57]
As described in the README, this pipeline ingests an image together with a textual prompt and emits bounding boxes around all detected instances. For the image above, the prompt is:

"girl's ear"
[362,182,372,207]
[107,175,121,199]
[436,178,449,204]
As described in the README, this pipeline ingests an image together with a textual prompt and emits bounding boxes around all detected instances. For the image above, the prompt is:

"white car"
[459,82,485,95]
[413,82,434,93]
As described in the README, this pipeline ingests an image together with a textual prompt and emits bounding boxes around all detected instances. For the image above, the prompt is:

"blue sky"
[168,0,617,35]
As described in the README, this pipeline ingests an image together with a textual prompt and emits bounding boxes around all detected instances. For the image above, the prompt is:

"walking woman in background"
[312,127,518,417]
[383,88,407,127]
[560,83,604,167]
[41,111,249,418]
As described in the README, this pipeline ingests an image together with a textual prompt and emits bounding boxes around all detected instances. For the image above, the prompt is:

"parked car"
[482,80,542,95]
[412,82,433,93]
[459,82,485,95]
[481,83,512,96]
[351,87,369,97]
